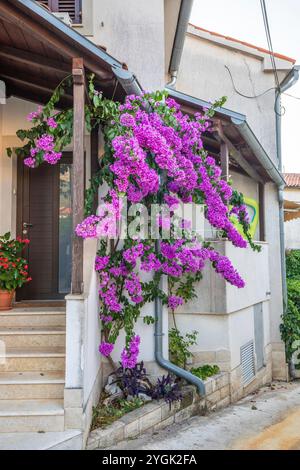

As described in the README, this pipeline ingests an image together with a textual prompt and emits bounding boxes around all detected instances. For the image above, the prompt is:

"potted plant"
[0,232,31,310]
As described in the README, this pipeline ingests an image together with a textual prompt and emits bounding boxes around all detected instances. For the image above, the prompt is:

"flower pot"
[0,289,14,311]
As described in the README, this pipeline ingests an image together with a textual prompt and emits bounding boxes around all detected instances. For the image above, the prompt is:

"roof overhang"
[166,87,285,187]
[0,0,141,104]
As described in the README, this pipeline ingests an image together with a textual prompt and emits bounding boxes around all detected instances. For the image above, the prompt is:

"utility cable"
[260,0,280,90]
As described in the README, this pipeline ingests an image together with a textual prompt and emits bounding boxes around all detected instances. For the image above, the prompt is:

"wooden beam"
[71,58,85,294]
[0,44,70,74]
[0,71,72,97]
[214,121,264,184]
[220,142,229,181]
[6,83,72,109]
[0,2,112,80]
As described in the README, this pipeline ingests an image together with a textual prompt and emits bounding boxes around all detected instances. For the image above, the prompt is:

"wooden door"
[17,154,73,300]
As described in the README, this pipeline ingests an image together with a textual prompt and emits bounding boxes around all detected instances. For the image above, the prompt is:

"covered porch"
[0,0,136,448]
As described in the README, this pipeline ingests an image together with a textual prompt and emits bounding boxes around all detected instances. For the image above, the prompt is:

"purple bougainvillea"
[14,87,259,367]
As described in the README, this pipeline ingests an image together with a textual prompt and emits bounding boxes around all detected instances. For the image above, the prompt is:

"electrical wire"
[225,65,300,105]
[260,0,280,90]
[224,65,276,99]
[224,2,299,115]
[283,92,300,100]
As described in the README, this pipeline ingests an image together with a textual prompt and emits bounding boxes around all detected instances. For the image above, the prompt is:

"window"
[38,0,82,24]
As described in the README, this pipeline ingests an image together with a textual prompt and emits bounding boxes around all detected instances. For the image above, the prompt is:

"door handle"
[23,222,33,235]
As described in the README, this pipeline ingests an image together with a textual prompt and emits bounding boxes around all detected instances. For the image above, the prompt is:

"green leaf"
[6,147,13,158]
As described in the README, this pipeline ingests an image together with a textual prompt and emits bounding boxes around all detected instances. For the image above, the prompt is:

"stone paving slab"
[107,381,300,450]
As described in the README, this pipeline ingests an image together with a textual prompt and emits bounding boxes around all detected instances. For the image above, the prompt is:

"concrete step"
[0,399,64,433]
[0,430,82,450]
[0,308,66,328]
[0,327,66,348]
[0,348,65,372]
[0,371,65,400]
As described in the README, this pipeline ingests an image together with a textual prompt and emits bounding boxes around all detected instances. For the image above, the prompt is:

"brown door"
[17,154,73,300]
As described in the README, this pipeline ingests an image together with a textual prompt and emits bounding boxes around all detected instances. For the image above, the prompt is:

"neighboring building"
[169,22,297,401]
[0,0,297,449]
[284,173,300,249]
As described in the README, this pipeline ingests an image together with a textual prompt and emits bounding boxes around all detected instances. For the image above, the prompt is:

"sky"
[190,0,300,173]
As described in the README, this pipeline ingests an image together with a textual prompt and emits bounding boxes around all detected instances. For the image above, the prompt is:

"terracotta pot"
[0,289,14,311]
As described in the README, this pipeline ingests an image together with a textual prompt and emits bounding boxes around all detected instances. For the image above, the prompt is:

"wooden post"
[220,142,229,181]
[258,182,265,242]
[71,58,85,294]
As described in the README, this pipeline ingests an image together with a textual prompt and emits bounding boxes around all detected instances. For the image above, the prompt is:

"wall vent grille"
[241,341,255,385]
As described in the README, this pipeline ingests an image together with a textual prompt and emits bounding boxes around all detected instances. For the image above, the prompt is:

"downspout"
[166,0,194,88]
[275,67,299,312]
[155,241,205,395]
[160,0,205,394]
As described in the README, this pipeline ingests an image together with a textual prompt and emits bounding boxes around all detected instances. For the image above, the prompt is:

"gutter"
[14,0,122,68]
[167,87,285,187]
[14,0,142,97]
[274,66,300,330]
[166,0,194,87]
[112,66,143,96]
[231,118,286,187]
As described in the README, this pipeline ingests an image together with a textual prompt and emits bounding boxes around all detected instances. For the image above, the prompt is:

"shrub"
[92,396,144,430]
[280,300,300,367]
[286,250,300,279]
[114,361,152,397]
[169,328,198,370]
[287,279,300,311]
[0,232,31,291]
[190,364,220,380]
[149,374,182,404]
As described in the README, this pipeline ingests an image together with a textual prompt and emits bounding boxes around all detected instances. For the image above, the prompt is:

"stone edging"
[87,372,230,450]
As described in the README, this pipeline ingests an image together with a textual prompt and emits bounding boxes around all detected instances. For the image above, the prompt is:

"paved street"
[108,381,300,450]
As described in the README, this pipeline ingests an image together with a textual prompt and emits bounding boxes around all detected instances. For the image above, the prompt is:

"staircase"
[0,307,66,433]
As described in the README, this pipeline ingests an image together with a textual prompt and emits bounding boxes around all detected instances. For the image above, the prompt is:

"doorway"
[16,153,73,300]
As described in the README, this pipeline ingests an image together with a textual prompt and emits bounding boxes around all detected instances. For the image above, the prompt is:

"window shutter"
[38,1,82,23]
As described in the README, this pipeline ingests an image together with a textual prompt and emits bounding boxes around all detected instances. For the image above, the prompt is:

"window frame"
[39,0,82,24]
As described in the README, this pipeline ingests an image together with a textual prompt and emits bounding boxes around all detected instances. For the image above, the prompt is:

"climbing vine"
[8,76,260,369]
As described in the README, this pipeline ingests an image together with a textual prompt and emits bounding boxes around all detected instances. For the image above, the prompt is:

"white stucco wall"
[284,187,300,249]
[263,183,283,346]
[176,241,269,315]
[177,29,287,376]
[177,26,293,162]
[88,0,165,91]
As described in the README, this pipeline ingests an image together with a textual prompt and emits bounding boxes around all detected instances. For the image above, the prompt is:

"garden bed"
[87,372,230,450]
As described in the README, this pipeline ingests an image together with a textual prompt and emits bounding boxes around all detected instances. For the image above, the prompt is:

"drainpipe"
[275,66,300,312]
[154,241,205,395]
[166,0,194,88]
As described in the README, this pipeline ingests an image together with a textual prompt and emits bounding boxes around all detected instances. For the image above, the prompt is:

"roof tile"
[189,24,296,64]
[284,173,300,187]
